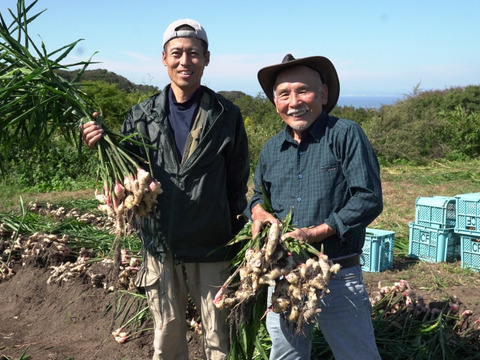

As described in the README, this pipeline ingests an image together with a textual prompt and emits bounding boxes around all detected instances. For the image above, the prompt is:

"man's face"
[273,66,327,137]
[162,37,210,96]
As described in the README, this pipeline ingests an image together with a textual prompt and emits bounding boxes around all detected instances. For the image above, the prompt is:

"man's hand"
[250,203,279,239]
[282,223,336,244]
[281,227,315,244]
[81,113,104,149]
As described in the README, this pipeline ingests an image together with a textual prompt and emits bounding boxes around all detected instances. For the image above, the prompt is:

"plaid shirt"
[246,111,383,258]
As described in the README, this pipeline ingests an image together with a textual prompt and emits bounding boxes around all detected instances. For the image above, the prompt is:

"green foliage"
[438,106,480,160]
[0,0,158,189]
[81,80,157,131]
[1,77,158,191]
[363,100,440,164]
[218,90,248,102]
[0,0,98,171]
[80,81,131,130]
[330,105,370,125]
[232,94,283,171]
[6,138,97,192]
[362,86,480,164]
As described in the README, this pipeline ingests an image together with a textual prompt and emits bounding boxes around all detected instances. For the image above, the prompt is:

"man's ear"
[162,51,167,66]
[321,84,328,105]
[204,50,210,66]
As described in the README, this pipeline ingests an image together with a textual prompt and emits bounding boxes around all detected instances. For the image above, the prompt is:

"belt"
[332,254,360,269]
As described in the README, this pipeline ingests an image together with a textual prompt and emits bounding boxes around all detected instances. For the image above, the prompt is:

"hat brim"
[257,56,340,114]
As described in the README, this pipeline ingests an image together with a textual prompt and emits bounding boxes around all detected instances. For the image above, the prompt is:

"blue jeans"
[266,265,381,360]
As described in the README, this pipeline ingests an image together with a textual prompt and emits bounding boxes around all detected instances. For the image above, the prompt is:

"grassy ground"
[3,159,480,254]
[370,159,480,254]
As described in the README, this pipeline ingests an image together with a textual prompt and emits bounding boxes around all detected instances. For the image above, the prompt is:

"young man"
[246,54,383,359]
[82,19,249,360]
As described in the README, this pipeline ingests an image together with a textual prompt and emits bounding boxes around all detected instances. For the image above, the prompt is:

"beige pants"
[137,251,230,360]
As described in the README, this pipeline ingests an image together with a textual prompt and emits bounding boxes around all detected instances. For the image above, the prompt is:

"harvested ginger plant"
[96,166,163,235]
[214,220,341,332]
[0,0,163,251]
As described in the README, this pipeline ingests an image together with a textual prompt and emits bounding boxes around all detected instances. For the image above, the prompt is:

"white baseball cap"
[162,19,208,48]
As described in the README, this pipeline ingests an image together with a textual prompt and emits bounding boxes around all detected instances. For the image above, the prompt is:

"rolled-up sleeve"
[325,121,383,239]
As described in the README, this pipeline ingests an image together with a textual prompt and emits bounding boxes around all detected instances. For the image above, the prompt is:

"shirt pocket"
[317,161,345,196]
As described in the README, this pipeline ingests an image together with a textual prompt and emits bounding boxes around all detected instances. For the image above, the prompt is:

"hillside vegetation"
[2,66,480,191]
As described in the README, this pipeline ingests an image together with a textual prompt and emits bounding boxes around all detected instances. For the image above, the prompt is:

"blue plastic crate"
[362,228,394,272]
[455,192,480,236]
[415,196,456,229]
[408,222,460,263]
[460,235,480,272]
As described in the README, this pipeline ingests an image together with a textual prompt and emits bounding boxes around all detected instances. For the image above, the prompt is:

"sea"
[336,95,402,109]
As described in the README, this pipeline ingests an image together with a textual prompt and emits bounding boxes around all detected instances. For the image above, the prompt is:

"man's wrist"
[307,224,335,243]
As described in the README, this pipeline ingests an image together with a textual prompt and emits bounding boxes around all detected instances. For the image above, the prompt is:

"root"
[214,222,341,330]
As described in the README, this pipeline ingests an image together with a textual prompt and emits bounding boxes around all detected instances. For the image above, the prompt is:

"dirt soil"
[0,263,153,360]
[0,258,208,360]
[1,247,480,360]
[1,191,480,359]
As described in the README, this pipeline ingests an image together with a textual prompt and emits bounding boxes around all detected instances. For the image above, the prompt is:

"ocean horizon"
[337,95,403,109]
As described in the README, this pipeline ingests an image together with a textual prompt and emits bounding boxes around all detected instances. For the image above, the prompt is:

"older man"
[82,19,249,360]
[246,54,383,359]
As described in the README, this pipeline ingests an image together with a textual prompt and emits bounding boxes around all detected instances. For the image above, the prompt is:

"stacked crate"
[362,228,395,272]
[408,196,460,263]
[454,192,480,272]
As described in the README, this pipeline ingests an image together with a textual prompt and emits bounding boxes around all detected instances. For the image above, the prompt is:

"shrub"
[7,139,97,191]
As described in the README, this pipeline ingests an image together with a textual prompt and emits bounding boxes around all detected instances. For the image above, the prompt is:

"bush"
[331,105,370,125]
[439,106,480,160]
[6,139,97,192]
[81,81,158,131]
[362,86,480,165]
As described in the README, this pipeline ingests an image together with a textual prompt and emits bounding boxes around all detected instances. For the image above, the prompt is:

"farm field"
[1,160,480,359]
[2,1,480,359]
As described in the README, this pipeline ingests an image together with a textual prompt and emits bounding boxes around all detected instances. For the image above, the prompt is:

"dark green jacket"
[122,85,249,263]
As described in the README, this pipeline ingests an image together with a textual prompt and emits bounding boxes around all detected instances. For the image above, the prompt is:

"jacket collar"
[155,84,225,119]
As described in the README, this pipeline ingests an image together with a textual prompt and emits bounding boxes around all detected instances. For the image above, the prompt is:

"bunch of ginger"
[96,167,163,227]
[214,222,341,326]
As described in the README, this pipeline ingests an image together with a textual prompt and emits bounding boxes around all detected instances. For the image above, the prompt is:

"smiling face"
[162,37,210,102]
[273,65,328,142]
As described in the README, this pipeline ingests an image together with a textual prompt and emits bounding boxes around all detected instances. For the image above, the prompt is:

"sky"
[1,0,479,100]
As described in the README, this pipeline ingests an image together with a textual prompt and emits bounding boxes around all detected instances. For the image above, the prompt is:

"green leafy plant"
[0,0,97,161]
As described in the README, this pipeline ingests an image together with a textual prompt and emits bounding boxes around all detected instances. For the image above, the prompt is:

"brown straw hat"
[257,53,340,113]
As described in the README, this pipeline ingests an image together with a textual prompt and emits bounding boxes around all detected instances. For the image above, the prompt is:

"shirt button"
[299,151,305,156]
[298,174,303,179]
[297,197,302,202]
